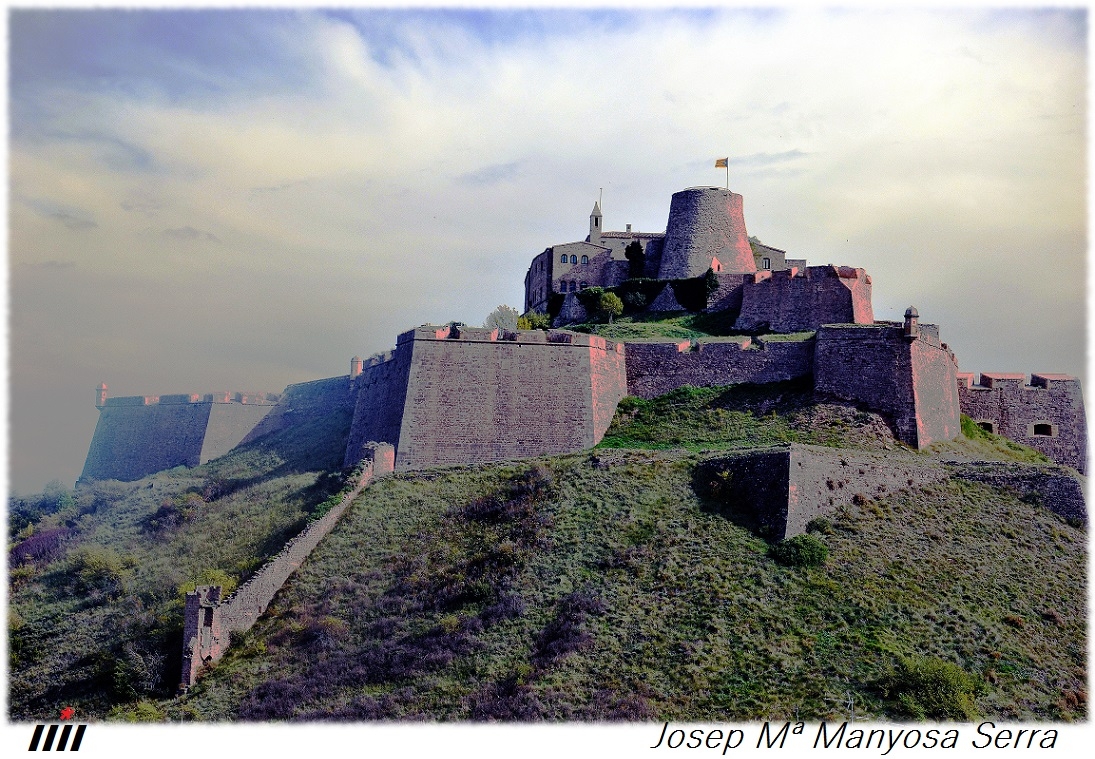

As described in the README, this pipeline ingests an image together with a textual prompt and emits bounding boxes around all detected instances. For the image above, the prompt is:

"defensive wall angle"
[344,324,628,471]
[80,386,279,482]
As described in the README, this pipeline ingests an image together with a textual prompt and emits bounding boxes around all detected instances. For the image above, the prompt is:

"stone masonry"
[698,444,949,540]
[81,390,278,482]
[658,187,757,279]
[181,442,395,687]
[735,265,874,333]
[957,372,1087,473]
[814,322,961,448]
[345,325,628,471]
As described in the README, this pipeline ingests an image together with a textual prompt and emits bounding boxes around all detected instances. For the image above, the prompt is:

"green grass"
[164,452,1086,722]
[7,380,356,720]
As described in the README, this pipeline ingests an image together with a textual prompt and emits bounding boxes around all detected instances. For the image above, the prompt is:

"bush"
[883,657,984,721]
[518,311,552,330]
[806,518,834,535]
[71,546,132,594]
[768,534,828,567]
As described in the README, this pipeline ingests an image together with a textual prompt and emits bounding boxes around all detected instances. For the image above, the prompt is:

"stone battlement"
[104,391,278,408]
[395,323,621,351]
[957,372,1081,391]
[745,264,870,284]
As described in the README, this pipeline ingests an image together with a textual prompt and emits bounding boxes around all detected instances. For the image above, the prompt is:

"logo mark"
[28,724,86,752]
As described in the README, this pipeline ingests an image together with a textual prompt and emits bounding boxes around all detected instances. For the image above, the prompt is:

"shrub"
[71,546,132,594]
[806,517,834,535]
[518,311,552,330]
[9,527,71,568]
[768,534,828,567]
[600,292,624,323]
[883,657,984,721]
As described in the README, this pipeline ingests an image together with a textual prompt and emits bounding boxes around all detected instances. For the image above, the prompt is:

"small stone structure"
[957,372,1087,473]
[699,445,949,540]
[180,442,395,687]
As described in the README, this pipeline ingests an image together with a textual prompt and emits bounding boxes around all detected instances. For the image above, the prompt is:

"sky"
[5,6,1088,495]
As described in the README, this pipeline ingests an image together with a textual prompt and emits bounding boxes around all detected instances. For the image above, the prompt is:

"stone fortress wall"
[735,265,874,333]
[814,319,961,449]
[181,442,395,686]
[344,324,629,471]
[623,336,815,400]
[957,372,1087,473]
[80,389,279,483]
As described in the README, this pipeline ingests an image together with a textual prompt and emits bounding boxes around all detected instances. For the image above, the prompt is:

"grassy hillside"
[9,377,1084,722]
[167,449,1085,722]
[8,377,355,719]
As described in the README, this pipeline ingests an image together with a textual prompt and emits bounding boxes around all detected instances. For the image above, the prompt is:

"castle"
[84,185,1086,487]
[76,182,1086,688]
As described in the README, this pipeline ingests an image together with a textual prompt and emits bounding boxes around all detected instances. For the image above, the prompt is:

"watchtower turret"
[904,306,920,341]
[589,201,602,245]
[96,382,108,409]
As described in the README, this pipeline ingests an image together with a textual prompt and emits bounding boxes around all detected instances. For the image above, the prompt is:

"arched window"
[560,253,567,263]
[569,281,577,292]
[762,257,771,270]
[581,255,589,264]
[570,255,578,264]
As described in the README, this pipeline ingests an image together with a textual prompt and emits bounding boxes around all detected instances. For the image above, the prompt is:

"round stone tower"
[657,187,756,279]
[96,382,108,409]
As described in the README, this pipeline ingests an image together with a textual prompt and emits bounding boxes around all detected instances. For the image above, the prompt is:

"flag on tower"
[714,157,729,168]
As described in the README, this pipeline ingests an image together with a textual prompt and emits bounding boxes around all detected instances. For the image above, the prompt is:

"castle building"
[524,187,805,314]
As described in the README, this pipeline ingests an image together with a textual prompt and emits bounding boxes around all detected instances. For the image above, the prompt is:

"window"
[570,255,577,264]
[569,281,577,292]
[1033,423,1053,436]
[580,281,588,289]
[560,253,567,263]
[581,255,589,264]
[762,257,771,270]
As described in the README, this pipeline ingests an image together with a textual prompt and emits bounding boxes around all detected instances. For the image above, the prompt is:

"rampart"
[344,326,628,471]
[658,187,756,279]
[957,373,1087,473]
[947,461,1086,523]
[698,445,948,540]
[623,336,814,399]
[735,265,874,333]
[814,323,960,448]
[181,442,395,687]
[80,390,279,483]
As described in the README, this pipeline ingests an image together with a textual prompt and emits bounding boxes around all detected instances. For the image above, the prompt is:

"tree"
[624,241,646,279]
[484,305,519,331]
[518,311,552,330]
[599,292,624,323]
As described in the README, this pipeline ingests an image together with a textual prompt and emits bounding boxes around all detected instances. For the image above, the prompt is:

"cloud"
[456,161,522,186]
[5,8,1086,495]
[163,226,220,243]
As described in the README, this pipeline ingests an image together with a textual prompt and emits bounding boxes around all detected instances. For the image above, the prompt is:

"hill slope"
[8,379,1085,722]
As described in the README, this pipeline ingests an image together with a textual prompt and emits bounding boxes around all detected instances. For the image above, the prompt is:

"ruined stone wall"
[948,461,1087,523]
[659,187,756,279]
[388,326,627,470]
[623,337,814,399]
[703,445,948,540]
[957,373,1087,473]
[181,443,395,686]
[814,324,959,448]
[735,266,874,333]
